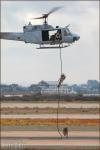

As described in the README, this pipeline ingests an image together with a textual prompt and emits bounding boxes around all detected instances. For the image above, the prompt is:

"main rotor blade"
[33,16,44,19]
[47,6,62,16]
[31,6,62,20]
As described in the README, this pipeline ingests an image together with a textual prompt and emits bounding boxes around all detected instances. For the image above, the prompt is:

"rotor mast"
[44,16,47,24]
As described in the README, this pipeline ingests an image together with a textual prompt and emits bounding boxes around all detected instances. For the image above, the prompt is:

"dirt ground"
[1,107,99,114]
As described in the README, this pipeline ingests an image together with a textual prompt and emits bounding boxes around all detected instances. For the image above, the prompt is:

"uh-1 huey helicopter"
[0,7,80,49]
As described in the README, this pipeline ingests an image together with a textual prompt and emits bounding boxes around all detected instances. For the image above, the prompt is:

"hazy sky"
[1,1,99,86]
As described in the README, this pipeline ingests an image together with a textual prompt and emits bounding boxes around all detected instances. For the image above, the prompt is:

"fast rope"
[57,45,66,139]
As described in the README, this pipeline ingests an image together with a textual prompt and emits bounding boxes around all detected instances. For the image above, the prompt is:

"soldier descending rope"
[56,45,69,139]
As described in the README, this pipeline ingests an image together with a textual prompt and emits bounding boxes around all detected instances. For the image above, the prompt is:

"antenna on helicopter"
[31,7,62,25]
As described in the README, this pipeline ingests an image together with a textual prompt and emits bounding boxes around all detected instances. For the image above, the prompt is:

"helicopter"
[0,7,80,49]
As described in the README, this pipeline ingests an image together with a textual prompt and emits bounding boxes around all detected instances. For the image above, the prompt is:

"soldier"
[58,74,66,88]
[55,30,61,41]
[63,127,68,138]
[50,34,55,44]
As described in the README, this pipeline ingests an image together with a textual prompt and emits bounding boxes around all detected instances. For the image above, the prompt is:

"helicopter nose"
[76,35,80,40]
[73,35,80,42]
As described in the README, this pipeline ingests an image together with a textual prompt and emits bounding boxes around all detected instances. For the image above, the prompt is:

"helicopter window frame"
[64,28,70,36]
[66,28,70,34]
[64,30,68,36]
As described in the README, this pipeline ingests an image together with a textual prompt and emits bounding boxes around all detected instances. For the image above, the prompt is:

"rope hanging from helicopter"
[57,42,66,139]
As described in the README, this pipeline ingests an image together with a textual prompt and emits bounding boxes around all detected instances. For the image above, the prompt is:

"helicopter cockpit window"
[64,28,70,36]
[64,30,67,36]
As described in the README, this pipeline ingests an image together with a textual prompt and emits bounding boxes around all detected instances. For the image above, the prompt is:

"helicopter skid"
[37,45,70,49]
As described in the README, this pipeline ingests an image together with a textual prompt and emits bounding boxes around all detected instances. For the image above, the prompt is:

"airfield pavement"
[1,102,99,108]
[1,101,100,150]
[1,129,100,149]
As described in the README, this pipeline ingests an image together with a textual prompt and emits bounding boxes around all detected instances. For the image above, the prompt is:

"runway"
[1,113,99,119]
[1,131,99,138]
[1,131,99,148]
[1,102,99,149]
[1,102,99,108]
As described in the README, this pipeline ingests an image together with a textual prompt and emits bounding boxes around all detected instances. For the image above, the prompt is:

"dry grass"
[1,118,99,126]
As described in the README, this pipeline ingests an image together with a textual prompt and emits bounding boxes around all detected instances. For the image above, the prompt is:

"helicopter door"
[42,30,49,41]
[49,29,62,42]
